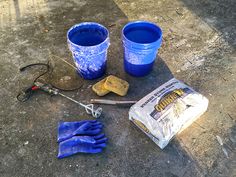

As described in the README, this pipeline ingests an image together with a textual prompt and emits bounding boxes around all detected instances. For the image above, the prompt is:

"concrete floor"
[0,0,236,176]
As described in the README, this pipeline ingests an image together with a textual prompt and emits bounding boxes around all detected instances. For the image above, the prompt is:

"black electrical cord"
[17,62,50,102]
[17,61,82,102]
[19,62,50,83]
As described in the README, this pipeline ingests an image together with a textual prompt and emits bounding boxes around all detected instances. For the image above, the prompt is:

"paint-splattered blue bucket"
[122,21,162,77]
[67,22,110,80]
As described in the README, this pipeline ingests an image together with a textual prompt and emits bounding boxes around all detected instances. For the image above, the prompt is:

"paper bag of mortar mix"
[129,78,208,149]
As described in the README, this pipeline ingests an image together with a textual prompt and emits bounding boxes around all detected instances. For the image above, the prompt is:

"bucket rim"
[67,22,110,49]
[122,20,162,47]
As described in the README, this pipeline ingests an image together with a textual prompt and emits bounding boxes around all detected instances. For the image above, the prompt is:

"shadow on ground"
[176,1,236,176]
[181,0,236,48]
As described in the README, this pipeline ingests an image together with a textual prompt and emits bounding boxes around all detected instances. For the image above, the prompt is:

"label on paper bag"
[129,78,209,149]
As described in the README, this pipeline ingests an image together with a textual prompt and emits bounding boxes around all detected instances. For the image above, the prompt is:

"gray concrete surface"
[0,0,235,176]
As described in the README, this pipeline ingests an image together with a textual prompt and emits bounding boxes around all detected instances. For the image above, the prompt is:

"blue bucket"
[67,22,110,80]
[122,21,162,77]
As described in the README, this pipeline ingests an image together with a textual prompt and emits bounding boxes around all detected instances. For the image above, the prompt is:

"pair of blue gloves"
[57,120,107,159]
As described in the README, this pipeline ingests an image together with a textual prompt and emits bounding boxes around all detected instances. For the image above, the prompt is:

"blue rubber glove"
[57,134,108,159]
[57,120,103,142]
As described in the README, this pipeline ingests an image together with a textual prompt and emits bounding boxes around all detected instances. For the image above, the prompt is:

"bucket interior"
[68,23,108,46]
[123,22,161,44]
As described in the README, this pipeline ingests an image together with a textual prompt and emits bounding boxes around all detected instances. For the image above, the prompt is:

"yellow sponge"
[104,75,129,96]
[92,78,110,96]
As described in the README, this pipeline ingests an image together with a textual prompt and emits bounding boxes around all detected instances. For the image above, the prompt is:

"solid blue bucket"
[122,21,162,77]
[67,22,110,80]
